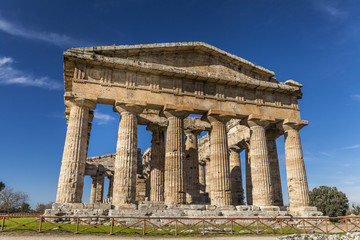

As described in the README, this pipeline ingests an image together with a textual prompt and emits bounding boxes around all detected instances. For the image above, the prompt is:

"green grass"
[0,217,316,236]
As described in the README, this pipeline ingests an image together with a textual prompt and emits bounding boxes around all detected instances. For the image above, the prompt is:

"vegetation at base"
[0,182,4,192]
[309,186,349,217]
[0,217,311,236]
[347,203,360,216]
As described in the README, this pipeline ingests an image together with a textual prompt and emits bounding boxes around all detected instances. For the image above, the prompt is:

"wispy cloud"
[94,111,116,125]
[351,94,360,101]
[0,15,83,47]
[0,56,62,90]
[344,144,360,150]
[314,0,347,18]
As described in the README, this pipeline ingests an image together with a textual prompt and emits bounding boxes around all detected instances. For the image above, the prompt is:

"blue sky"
[0,0,360,208]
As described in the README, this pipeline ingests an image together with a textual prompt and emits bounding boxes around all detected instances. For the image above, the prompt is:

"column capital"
[65,98,96,110]
[243,114,275,128]
[282,119,308,132]
[114,102,145,114]
[206,109,236,124]
[146,124,166,133]
[163,104,193,119]
[184,129,202,136]
[266,127,283,140]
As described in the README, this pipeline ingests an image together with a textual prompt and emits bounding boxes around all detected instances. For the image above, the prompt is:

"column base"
[288,206,323,217]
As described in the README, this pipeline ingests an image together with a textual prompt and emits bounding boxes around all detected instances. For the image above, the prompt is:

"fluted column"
[205,159,211,202]
[185,130,201,203]
[245,148,252,205]
[112,104,143,205]
[199,161,206,202]
[230,148,244,205]
[148,125,165,202]
[164,109,188,204]
[247,115,273,206]
[90,176,97,203]
[94,174,104,203]
[208,114,231,206]
[283,119,310,209]
[266,128,283,206]
[56,98,96,203]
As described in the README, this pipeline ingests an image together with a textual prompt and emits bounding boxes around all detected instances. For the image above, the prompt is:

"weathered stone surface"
[184,130,200,203]
[208,114,232,206]
[56,98,95,203]
[164,109,188,204]
[266,128,284,206]
[54,42,316,217]
[283,119,310,211]
[148,125,165,202]
[229,148,244,206]
[112,105,140,205]
[246,115,274,206]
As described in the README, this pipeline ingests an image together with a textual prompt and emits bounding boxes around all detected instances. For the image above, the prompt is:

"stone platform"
[44,202,322,225]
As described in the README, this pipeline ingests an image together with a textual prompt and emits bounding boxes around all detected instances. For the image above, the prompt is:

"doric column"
[56,98,96,203]
[229,148,244,205]
[95,174,104,203]
[199,161,206,202]
[184,130,201,203]
[90,176,97,203]
[205,159,211,202]
[147,125,165,202]
[266,128,283,206]
[208,112,232,206]
[246,115,274,206]
[245,148,252,205]
[112,103,143,205]
[163,109,189,204]
[107,175,113,200]
[283,119,310,209]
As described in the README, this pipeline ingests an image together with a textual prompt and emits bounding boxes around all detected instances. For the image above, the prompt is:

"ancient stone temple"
[48,42,321,218]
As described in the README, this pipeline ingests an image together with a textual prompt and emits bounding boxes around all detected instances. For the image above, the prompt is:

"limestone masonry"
[48,42,321,219]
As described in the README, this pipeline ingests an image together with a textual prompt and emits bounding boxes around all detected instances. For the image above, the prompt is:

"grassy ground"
[0,217,309,236]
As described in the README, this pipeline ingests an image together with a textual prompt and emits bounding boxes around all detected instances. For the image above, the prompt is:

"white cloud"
[94,111,116,125]
[351,94,360,100]
[314,0,347,18]
[0,16,82,47]
[0,56,62,90]
[344,144,360,150]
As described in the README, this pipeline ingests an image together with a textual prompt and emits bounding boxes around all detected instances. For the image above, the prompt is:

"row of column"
[56,98,309,210]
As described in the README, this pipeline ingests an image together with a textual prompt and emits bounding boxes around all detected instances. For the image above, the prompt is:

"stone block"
[236,206,250,211]
[260,206,280,211]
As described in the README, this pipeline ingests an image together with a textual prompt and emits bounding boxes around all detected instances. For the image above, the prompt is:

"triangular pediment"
[68,42,276,82]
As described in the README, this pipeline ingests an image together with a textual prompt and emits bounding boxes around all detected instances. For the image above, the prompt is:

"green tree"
[348,203,360,215]
[20,202,31,213]
[0,182,4,192]
[309,186,349,217]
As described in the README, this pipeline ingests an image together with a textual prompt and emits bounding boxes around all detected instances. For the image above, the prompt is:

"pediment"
[69,42,276,82]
